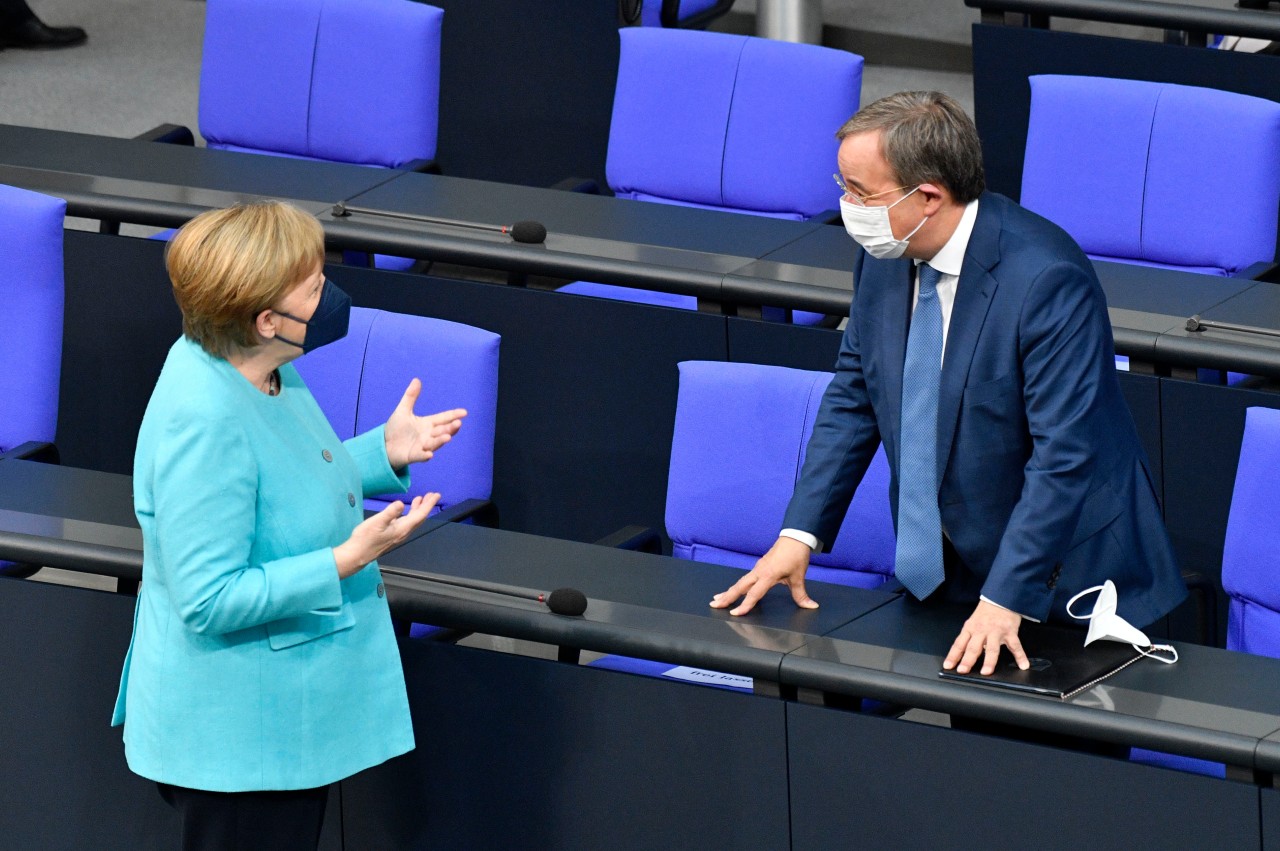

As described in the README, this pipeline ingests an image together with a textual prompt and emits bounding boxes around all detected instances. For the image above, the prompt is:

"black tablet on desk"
[938,622,1143,699]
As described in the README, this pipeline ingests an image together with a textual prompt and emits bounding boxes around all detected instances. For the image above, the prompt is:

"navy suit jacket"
[783,192,1186,627]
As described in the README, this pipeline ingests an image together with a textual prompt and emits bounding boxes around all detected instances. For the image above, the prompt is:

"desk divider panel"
[340,639,791,851]
[787,701,1259,850]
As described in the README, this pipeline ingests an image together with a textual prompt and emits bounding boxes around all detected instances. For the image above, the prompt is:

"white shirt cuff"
[980,595,1040,623]
[779,529,822,552]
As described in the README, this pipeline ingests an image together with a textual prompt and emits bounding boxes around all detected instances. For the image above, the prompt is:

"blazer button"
[377,583,385,598]
[322,449,333,462]
[347,492,356,507]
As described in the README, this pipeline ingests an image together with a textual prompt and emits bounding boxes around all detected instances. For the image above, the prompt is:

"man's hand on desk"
[709,536,819,616]
[942,599,1029,676]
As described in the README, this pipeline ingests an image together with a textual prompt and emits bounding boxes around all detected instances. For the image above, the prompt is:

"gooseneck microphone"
[379,565,588,616]
[330,202,547,245]
[1186,314,1280,339]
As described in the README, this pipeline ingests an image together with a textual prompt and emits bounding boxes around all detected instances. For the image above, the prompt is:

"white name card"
[660,666,753,690]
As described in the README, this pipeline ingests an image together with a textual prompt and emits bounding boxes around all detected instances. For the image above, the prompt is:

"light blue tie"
[895,263,945,600]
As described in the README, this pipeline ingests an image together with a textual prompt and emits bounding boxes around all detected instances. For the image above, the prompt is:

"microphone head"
[547,587,587,617]
[510,220,547,244]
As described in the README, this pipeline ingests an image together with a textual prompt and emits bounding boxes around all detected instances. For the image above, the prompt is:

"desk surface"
[783,597,1280,768]
[381,521,897,682]
[9,122,1280,374]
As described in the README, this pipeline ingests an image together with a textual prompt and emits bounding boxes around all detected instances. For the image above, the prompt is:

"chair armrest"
[594,524,663,554]
[133,123,195,146]
[0,441,59,463]
[401,158,441,175]
[550,176,601,194]
[1180,568,1218,646]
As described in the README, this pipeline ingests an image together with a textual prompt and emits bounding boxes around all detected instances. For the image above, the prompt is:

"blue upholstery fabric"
[591,361,894,684]
[1022,75,1280,276]
[563,28,860,323]
[198,0,441,271]
[294,307,499,516]
[1223,407,1280,656]
[201,0,441,168]
[0,184,65,453]
[607,28,860,219]
[665,361,895,588]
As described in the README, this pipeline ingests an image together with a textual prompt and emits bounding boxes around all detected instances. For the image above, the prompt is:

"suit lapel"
[936,196,1002,482]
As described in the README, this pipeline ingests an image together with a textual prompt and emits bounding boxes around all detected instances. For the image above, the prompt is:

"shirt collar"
[917,198,980,278]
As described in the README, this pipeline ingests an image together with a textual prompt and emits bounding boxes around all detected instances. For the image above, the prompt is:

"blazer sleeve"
[981,259,1111,620]
[781,251,884,549]
[344,425,411,498]
[153,407,344,636]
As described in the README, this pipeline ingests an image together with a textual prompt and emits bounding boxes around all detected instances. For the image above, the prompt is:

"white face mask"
[1066,580,1178,664]
[839,186,928,260]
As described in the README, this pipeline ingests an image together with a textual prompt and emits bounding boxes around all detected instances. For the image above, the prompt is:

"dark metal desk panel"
[722,224,854,316]
[0,461,141,578]
[343,640,792,851]
[0,123,395,220]
[381,522,897,682]
[780,598,1280,768]
[334,171,820,292]
[788,700,1260,851]
[0,579,181,850]
[1159,282,1280,379]
[1264,786,1280,851]
[1093,259,1253,363]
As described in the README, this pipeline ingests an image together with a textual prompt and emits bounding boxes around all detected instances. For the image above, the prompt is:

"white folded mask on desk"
[1066,580,1178,664]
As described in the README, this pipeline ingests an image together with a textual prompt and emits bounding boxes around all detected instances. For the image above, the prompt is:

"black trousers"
[156,782,331,851]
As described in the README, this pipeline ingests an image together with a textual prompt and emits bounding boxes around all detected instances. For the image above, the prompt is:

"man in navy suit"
[712,92,1186,676]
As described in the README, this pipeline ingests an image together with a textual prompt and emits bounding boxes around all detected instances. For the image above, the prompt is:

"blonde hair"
[166,201,325,357]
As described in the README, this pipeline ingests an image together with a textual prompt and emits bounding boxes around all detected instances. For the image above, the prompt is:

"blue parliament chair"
[1129,405,1280,778]
[293,306,499,523]
[1021,75,1280,279]
[557,28,862,325]
[0,185,66,577]
[1020,74,1280,377]
[149,0,444,272]
[589,360,895,685]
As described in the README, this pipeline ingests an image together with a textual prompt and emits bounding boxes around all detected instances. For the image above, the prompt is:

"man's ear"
[916,182,949,216]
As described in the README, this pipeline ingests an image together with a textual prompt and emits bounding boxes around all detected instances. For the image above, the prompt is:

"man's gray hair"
[836,91,986,204]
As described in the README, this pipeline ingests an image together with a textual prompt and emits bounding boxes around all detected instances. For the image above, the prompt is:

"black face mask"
[272,279,352,353]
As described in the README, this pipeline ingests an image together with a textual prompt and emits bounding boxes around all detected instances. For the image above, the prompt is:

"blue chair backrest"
[294,307,499,514]
[606,28,862,221]
[0,184,65,453]
[665,361,895,588]
[1223,406,1280,657]
[1021,75,1280,276]
[200,0,442,168]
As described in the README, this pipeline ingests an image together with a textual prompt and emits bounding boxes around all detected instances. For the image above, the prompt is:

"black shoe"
[0,17,88,49]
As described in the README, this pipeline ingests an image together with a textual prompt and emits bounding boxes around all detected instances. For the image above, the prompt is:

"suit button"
[377,583,385,598]
[347,492,356,507]
[322,450,333,462]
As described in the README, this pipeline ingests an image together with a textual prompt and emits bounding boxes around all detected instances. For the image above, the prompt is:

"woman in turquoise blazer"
[112,201,465,851]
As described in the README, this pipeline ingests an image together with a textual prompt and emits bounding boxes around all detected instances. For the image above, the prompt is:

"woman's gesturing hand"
[333,492,440,579]
[383,378,467,471]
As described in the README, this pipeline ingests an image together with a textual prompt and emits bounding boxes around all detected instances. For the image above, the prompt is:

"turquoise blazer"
[112,336,415,792]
